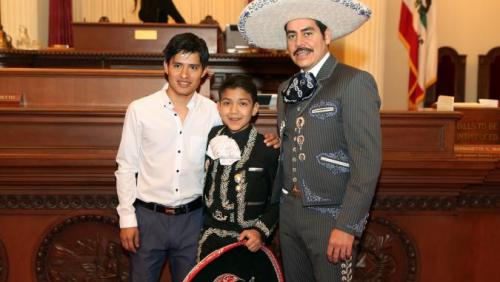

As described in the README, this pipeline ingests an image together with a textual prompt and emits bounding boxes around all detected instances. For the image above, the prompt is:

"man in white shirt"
[115,33,220,282]
[116,33,278,282]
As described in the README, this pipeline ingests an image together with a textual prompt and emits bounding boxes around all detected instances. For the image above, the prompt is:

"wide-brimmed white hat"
[238,0,371,50]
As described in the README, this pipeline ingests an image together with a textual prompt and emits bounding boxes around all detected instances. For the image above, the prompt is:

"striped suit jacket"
[275,55,382,237]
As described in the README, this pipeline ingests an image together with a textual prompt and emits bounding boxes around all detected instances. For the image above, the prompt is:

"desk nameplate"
[0,93,23,107]
[134,30,158,40]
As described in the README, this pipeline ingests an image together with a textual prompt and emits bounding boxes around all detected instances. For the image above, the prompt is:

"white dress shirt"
[305,52,330,77]
[115,84,221,228]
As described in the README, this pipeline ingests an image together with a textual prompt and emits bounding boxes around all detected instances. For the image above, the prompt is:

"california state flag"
[399,0,437,110]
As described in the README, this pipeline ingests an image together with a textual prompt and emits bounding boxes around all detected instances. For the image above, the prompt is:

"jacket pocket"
[316,151,350,174]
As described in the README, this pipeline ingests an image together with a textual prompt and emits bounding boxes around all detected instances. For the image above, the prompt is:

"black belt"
[134,197,202,215]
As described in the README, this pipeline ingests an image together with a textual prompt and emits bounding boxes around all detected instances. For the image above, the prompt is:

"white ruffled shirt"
[206,135,241,165]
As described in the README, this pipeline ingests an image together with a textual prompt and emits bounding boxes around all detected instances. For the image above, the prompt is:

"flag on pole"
[399,0,437,110]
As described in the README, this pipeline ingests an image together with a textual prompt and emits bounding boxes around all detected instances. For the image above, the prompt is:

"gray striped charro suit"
[275,54,382,282]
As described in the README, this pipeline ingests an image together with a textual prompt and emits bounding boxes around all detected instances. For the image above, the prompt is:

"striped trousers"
[279,194,355,282]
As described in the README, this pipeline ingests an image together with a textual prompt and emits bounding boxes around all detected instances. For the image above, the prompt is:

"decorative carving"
[0,194,498,211]
[35,215,129,281]
[372,194,500,211]
[458,194,500,209]
[372,195,457,211]
[0,239,8,282]
[0,195,117,210]
[354,217,417,282]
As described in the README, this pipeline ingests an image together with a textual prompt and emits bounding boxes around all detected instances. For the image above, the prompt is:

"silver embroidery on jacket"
[347,213,369,234]
[302,179,331,203]
[316,151,350,175]
[205,127,226,208]
[309,100,339,120]
[205,159,218,208]
[205,127,257,210]
[235,169,273,238]
[219,127,257,210]
[341,257,353,281]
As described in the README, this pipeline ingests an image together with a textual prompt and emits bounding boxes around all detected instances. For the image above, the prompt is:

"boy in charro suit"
[197,75,280,261]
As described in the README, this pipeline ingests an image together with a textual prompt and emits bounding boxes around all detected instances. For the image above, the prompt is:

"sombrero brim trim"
[183,241,284,282]
[238,0,371,49]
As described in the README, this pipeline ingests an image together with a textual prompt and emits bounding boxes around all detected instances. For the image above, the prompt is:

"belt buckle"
[291,185,301,197]
[164,207,177,215]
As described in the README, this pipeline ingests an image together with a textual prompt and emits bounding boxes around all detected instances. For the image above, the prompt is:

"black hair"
[218,75,258,104]
[284,19,328,38]
[314,20,328,37]
[162,32,209,69]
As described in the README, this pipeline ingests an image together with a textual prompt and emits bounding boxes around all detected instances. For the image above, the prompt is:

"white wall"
[72,0,139,23]
[71,0,247,29]
[381,0,409,110]
[1,0,49,48]
[436,0,500,103]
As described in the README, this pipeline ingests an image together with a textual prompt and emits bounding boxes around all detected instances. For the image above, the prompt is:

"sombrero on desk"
[238,0,372,50]
[183,242,284,282]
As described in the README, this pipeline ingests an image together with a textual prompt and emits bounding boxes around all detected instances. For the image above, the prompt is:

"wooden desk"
[72,22,221,53]
[0,68,210,107]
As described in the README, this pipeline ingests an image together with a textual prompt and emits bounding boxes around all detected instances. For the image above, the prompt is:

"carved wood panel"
[354,217,417,282]
[35,215,129,282]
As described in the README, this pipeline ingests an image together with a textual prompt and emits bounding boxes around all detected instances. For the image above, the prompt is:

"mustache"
[293,47,313,56]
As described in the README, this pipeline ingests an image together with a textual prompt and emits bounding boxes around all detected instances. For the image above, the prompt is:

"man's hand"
[326,229,354,263]
[120,227,140,253]
[239,229,263,252]
[263,132,281,149]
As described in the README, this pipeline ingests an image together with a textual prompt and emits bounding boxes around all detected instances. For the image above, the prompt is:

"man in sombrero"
[238,0,382,281]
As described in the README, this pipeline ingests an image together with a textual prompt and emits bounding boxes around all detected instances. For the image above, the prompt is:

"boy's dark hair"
[284,19,328,38]
[218,75,258,104]
[162,33,209,69]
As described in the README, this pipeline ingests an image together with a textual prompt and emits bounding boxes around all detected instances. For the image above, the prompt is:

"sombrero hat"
[183,242,284,282]
[238,0,372,50]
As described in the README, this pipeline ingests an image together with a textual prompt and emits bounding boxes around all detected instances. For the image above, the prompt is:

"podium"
[72,22,221,53]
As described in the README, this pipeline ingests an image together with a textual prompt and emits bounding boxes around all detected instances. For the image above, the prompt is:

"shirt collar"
[303,52,330,77]
[159,83,199,110]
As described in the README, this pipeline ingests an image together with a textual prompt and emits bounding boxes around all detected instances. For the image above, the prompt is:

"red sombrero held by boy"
[183,242,283,282]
